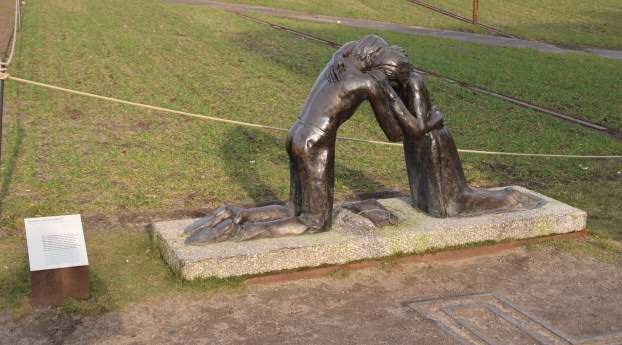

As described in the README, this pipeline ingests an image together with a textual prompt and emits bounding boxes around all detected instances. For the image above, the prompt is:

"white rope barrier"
[7,75,621,159]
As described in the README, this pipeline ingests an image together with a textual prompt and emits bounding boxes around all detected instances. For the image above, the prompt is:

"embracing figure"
[186,35,527,244]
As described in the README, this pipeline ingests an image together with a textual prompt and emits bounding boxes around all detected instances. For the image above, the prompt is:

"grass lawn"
[219,0,622,49]
[0,0,620,314]
[218,0,478,33]
[432,0,622,49]
[255,14,622,129]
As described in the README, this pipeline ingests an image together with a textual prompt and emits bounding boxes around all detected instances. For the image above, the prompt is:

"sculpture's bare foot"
[452,187,541,217]
[185,219,241,244]
[185,216,310,245]
[183,204,242,235]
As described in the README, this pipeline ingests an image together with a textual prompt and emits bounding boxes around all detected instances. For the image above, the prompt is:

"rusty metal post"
[472,0,479,24]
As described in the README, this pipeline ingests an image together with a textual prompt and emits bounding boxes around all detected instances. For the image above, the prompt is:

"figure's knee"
[298,211,331,232]
[289,135,316,161]
[287,123,329,159]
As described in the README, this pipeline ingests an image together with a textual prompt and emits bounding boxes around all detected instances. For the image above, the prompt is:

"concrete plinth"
[151,186,586,279]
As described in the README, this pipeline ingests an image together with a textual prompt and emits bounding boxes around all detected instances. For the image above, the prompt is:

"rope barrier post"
[17,0,21,32]
[472,0,479,24]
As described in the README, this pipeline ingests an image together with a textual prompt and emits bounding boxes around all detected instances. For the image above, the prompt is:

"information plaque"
[25,214,89,271]
[25,214,90,305]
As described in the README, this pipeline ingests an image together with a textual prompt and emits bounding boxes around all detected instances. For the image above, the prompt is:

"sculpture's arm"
[369,97,405,143]
[364,75,405,142]
[402,71,433,120]
[367,71,430,141]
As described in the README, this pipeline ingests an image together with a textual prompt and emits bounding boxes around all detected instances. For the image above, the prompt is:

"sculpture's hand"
[425,107,444,132]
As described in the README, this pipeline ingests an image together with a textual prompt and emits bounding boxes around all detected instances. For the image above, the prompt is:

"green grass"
[220,0,622,49]
[218,0,478,33]
[432,0,622,49]
[527,236,622,265]
[0,229,244,315]
[253,14,622,129]
[4,0,618,231]
[0,0,620,314]
[542,180,622,241]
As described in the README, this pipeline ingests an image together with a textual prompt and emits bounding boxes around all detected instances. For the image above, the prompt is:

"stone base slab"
[151,186,586,279]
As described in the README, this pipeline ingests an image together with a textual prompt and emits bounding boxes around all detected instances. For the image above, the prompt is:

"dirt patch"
[1,308,83,345]
[41,312,82,345]
[134,120,153,131]
[64,107,84,120]
[3,244,621,344]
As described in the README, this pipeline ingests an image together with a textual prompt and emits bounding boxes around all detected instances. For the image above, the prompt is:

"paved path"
[168,0,622,62]
[3,245,622,344]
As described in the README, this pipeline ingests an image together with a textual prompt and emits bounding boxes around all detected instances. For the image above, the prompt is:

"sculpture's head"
[372,46,412,82]
[351,35,411,81]
[328,35,411,83]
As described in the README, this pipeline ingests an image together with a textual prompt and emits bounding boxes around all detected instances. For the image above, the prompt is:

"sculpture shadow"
[335,163,400,201]
[220,127,286,204]
[220,127,397,205]
[232,31,324,80]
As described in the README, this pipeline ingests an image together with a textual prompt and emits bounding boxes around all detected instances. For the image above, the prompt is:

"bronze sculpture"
[185,35,529,244]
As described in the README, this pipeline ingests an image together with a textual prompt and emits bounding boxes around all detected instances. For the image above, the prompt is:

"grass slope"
[218,0,478,32]
[219,0,622,49]
[259,14,622,129]
[433,0,622,49]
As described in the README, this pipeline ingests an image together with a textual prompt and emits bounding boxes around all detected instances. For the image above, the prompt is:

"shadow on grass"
[336,163,390,198]
[0,85,24,226]
[0,261,31,310]
[0,258,119,319]
[231,29,327,80]
[588,219,622,242]
[221,126,391,205]
[221,127,284,203]
[56,270,117,318]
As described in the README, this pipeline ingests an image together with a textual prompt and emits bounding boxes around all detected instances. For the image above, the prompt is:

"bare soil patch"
[2,245,621,344]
